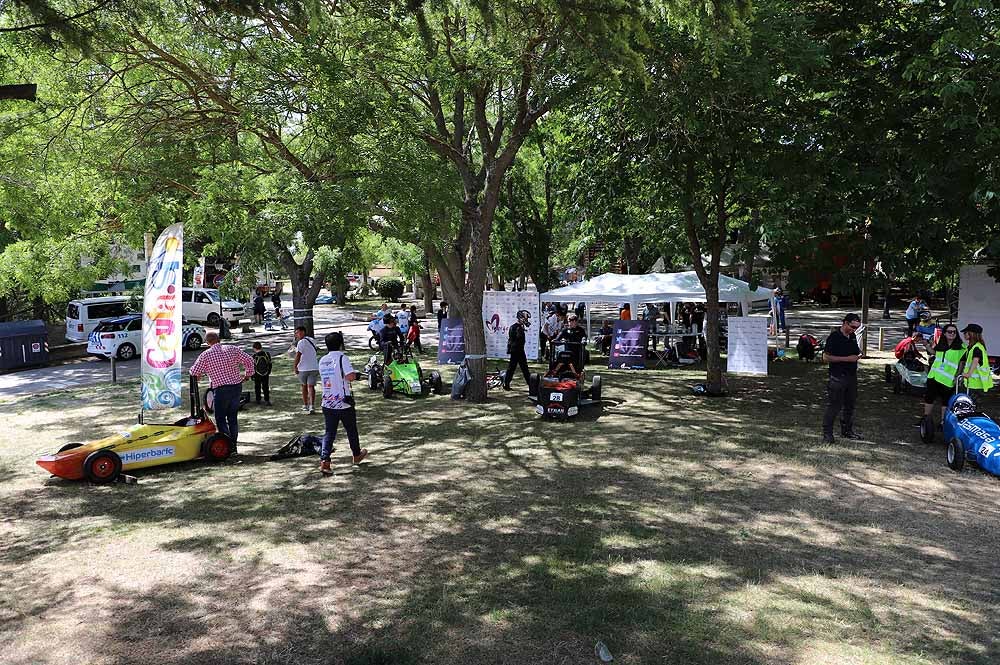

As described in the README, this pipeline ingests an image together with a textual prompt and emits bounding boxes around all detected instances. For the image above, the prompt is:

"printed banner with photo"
[483,291,540,360]
[727,316,769,376]
[609,320,650,369]
[437,318,466,365]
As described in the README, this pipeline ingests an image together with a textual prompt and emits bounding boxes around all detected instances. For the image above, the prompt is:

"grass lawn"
[2,348,999,665]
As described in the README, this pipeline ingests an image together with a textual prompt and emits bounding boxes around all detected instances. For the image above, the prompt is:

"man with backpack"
[251,341,272,406]
[293,326,320,414]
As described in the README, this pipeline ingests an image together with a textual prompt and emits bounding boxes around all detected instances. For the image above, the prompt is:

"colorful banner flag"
[141,224,184,409]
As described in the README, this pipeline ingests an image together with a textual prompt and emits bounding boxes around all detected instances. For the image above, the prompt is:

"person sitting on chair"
[378,314,405,366]
[594,320,613,355]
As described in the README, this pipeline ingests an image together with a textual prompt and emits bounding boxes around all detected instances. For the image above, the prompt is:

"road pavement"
[0,303,438,401]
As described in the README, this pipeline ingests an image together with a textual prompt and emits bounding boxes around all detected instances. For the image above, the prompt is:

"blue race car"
[944,393,1000,475]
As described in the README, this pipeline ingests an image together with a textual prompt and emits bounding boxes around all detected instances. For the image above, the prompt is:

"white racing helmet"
[951,394,976,416]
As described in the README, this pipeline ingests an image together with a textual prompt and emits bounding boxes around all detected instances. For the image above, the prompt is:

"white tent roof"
[540,271,773,305]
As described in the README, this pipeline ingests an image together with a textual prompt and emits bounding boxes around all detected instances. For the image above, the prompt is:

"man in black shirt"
[555,313,587,346]
[822,313,863,443]
[503,310,532,390]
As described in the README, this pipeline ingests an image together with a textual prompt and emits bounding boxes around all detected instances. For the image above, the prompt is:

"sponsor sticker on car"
[979,443,996,458]
[120,446,176,465]
[547,407,564,415]
[535,405,544,415]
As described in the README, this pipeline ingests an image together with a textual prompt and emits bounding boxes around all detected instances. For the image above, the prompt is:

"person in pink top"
[190,331,255,452]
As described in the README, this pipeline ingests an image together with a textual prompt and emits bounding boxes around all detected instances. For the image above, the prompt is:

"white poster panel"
[141,223,184,409]
[959,265,1000,351]
[727,315,769,376]
[483,291,540,360]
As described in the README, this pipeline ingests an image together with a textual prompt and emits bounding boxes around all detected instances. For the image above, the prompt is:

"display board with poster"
[726,316,769,376]
[608,320,650,369]
[437,318,466,365]
[482,291,540,360]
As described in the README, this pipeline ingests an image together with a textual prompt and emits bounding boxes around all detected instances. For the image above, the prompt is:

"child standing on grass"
[408,304,422,353]
[252,341,272,406]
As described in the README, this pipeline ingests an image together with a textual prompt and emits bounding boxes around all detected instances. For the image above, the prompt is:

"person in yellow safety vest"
[960,323,994,396]
[923,323,966,425]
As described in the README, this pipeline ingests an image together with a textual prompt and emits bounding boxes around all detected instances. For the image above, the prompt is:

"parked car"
[65,296,132,343]
[87,314,206,360]
[182,287,244,326]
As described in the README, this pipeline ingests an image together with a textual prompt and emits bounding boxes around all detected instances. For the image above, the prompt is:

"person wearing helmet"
[503,310,532,390]
[378,314,405,365]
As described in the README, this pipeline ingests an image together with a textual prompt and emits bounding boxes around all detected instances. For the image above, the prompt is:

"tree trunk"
[703,284,724,393]
[421,271,434,315]
[334,273,347,308]
[275,245,323,337]
[740,209,760,283]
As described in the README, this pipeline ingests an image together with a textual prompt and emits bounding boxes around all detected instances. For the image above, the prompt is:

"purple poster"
[608,320,650,369]
[437,318,466,365]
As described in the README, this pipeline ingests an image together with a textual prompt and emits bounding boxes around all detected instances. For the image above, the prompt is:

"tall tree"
[357,0,656,401]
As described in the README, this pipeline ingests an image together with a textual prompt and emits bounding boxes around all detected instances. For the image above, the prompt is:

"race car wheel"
[186,334,203,350]
[368,334,379,350]
[383,374,393,398]
[202,433,233,461]
[430,370,444,395]
[892,372,902,394]
[57,442,84,453]
[117,343,137,361]
[884,364,893,383]
[947,437,965,472]
[529,373,540,398]
[919,415,936,445]
[84,450,122,484]
[590,375,602,402]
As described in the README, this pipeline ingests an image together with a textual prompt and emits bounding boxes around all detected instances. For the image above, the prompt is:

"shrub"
[375,277,404,301]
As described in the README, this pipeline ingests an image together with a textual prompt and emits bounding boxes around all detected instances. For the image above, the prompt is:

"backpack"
[797,334,820,361]
[269,434,323,460]
[451,361,471,399]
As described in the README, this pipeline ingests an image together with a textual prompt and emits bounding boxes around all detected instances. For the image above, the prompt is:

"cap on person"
[843,313,861,323]
[961,323,983,334]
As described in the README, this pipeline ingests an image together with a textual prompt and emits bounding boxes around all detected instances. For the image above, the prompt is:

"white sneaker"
[301,405,310,413]
[308,406,315,414]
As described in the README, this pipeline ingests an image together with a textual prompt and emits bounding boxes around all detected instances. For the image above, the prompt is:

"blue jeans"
[321,406,361,460]
[213,384,242,446]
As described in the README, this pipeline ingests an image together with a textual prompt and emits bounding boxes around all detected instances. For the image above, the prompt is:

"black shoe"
[841,431,864,440]
[822,435,835,444]
[502,384,512,391]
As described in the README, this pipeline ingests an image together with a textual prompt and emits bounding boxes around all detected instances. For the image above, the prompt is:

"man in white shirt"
[396,305,410,336]
[317,331,368,475]
[293,326,320,413]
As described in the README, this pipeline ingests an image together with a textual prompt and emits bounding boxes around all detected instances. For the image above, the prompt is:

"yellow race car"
[36,377,232,483]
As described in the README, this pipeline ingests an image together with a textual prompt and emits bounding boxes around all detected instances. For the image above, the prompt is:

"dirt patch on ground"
[2,350,999,664]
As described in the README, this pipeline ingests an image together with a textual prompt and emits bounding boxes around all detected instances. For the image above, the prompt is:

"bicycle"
[486,365,506,390]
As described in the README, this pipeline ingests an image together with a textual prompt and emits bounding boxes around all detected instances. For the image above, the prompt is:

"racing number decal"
[979,443,996,458]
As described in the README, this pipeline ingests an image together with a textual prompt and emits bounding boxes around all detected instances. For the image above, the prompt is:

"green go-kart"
[364,344,444,398]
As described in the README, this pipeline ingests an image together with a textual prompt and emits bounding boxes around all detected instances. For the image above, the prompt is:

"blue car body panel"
[944,394,1000,476]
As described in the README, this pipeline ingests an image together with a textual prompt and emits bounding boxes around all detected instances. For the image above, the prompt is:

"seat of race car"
[550,343,587,372]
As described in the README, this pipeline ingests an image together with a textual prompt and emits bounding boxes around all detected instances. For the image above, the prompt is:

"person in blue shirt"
[905,295,928,336]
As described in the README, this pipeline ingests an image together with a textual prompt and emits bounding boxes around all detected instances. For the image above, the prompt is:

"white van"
[65,296,132,342]
[182,288,245,326]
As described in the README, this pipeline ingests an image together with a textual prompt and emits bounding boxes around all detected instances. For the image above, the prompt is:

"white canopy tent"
[539,271,775,337]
